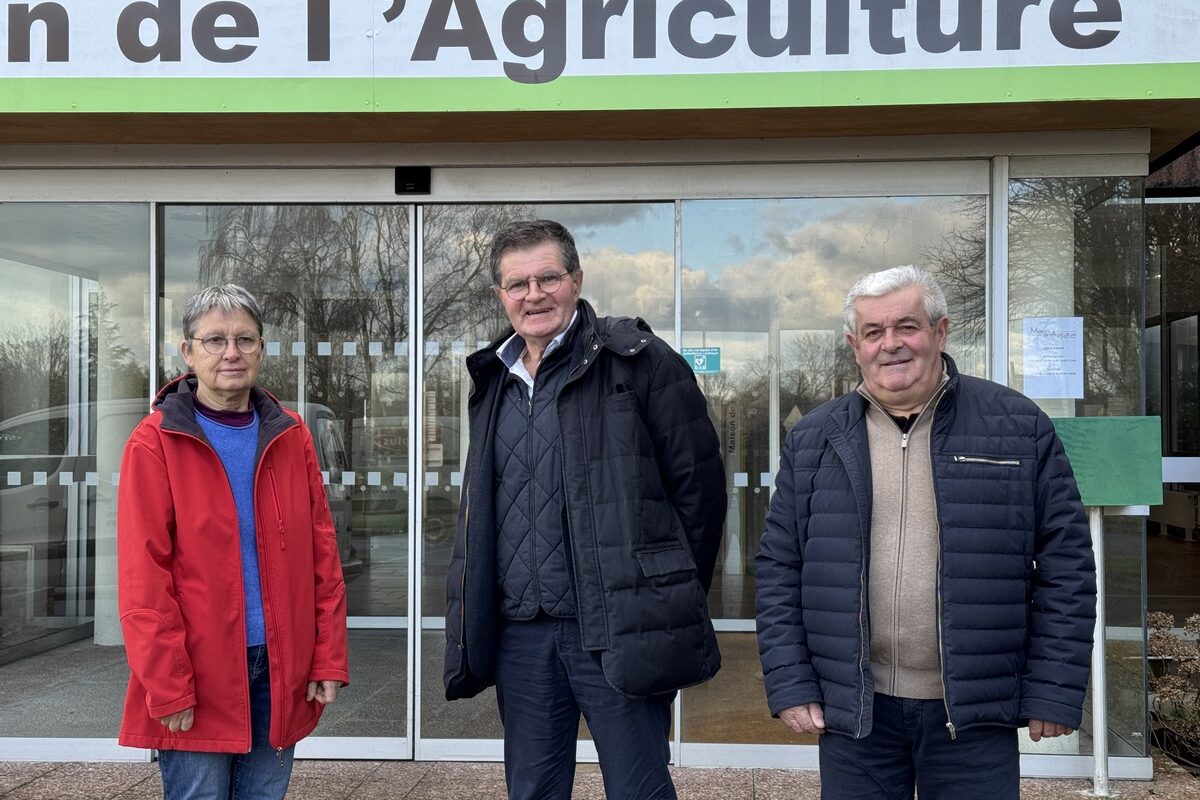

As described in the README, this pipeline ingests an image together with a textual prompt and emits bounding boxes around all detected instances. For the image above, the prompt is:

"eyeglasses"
[189,335,263,355]
[857,322,928,344]
[498,271,571,300]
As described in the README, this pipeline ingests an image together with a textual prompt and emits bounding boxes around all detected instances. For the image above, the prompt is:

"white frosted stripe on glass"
[394,341,408,357]
[265,341,281,356]
[111,472,121,485]
[85,472,99,486]
[58,472,74,485]
[425,472,438,487]
[477,340,491,350]
[291,342,306,356]
[368,341,383,357]
[341,472,356,486]
[6,472,19,486]
[317,341,332,356]
[321,470,330,485]
[451,341,465,355]
[426,341,440,357]
[342,342,357,356]
[367,471,382,486]
[760,472,774,488]
[733,473,749,487]
[33,472,47,485]
[450,472,463,486]
[393,472,408,487]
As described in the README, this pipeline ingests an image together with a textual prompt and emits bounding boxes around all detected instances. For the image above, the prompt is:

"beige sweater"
[860,380,948,699]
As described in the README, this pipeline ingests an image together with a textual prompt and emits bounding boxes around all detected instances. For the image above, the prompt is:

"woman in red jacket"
[117,284,349,800]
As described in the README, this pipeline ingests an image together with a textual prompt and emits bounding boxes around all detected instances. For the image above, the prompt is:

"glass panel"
[419,203,675,740]
[162,205,411,739]
[1147,199,1200,457]
[1168,315,1198,454]
[1008,177,1147,758]
[0,203,150,737]
[679,195,987,744]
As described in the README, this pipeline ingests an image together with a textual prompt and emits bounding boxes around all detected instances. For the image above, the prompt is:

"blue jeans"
[818,693,1019,800]
[495,615,676,800]
[158,646,295,800]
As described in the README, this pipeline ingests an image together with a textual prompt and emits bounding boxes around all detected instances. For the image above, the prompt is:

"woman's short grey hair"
[843,266,948,336]
[488,219,581,286]
[181,284,264,340]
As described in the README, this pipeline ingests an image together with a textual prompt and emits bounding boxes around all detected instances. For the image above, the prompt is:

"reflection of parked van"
[0,398,360,631]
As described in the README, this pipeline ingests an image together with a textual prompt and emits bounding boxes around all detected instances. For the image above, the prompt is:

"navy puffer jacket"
[445,299,726,700]
[756,355,1095,738]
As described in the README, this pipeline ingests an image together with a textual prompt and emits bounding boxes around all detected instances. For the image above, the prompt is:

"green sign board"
[1052,416,1162,507]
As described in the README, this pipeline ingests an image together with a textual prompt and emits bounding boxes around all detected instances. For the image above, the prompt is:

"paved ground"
[1,755,1197,799]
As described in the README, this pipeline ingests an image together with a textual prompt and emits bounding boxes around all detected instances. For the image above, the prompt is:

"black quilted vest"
[492,322,582,619]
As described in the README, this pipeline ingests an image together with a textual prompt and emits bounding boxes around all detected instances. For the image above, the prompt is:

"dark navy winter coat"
[445,299,726,700]
[756,355,1095,738]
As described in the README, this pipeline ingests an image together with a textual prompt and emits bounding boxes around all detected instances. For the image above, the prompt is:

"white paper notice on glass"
[1023,317,1084,399]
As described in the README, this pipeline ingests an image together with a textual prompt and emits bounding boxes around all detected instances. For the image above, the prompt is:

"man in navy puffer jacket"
[756,266,1095,800]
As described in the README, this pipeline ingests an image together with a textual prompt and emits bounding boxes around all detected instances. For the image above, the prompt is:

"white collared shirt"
[496,310,580,398]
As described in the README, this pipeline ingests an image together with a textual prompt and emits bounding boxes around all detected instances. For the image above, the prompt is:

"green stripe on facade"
[3,62,1199,114]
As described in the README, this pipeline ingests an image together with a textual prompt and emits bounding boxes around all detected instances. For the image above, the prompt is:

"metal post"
[1089,505,1110,797]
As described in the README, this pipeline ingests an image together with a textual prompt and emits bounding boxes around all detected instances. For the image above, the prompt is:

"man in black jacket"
[444,219,725,800]
[756,266,1095,800]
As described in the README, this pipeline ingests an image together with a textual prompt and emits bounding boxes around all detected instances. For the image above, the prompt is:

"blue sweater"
[196,411,266,647]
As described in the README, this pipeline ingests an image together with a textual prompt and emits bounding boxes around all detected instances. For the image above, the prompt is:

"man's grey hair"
[488,219,581,286]
[181,284,264,340]
[842,266,948,336]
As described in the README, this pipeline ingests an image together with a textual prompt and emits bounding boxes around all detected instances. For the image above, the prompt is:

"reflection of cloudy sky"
[682,197,983,333]
[0,205,151,352]
[507,197,984,349]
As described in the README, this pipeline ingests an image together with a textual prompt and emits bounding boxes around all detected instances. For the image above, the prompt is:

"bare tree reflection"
[1009,178,1144,414]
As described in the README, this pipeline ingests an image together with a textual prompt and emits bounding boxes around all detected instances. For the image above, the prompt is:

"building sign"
[682,346,721,374]
[2,1,1199,112]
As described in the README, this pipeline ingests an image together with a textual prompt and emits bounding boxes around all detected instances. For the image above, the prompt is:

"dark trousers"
[494,615,676,800]
[818,693,1019,800]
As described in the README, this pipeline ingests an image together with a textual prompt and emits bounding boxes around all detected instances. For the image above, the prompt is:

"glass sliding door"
[417,203,677,756]
[1007,177,1148,759]
[677,196,988,755]
[161,205,413,754]
[0,203,150,747]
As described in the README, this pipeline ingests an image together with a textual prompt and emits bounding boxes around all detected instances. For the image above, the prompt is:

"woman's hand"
[306,680,340,705]
[157,708,194,732]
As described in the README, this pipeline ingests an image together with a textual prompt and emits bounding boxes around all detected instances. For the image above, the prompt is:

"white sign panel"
[2,0,1197,81]
[1023,316,1084,400]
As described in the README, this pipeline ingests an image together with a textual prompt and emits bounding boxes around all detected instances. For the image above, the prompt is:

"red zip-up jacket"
[117,375,349,752]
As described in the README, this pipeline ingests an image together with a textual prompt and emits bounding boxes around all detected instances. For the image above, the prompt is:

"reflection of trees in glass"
[420,204,534,417]
[194,205,410,423]
[921,195,986,373]
[778,331,859,425]
[0,315,69,421]
[1009,179,1144,414]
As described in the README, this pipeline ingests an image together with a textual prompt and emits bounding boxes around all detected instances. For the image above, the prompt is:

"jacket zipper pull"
[945,721,957,740]
[276,746,284,767]
[901,432,909,449]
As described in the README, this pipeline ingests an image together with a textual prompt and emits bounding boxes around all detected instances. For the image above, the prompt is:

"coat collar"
[153,373,293,442]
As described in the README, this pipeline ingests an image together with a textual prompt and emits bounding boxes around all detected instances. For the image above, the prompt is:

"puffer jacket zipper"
[952,455,1019,467]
